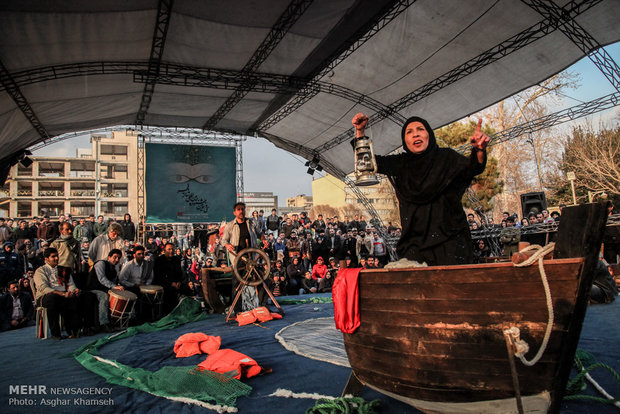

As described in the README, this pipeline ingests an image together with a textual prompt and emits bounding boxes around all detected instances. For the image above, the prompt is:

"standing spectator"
[84,214,96,241]
[265,209,281,239]
[342,230,358,267]
[94,215,108,237]
[356,229,372,262]
[154,242,191,314]
[0,280,34,331]
[37,215,56,244]
[500,217,520,258]
[51,222,83,285]
[0,242,22,287]
[0,218,11,244]
[372,232,388,267]
[312,214,326,233]
[88,222,125,269]
[120,213,136,242]
[11,220,31,250]
[74,218,88,242]
[301,232,315,271]
[326,228,343,262]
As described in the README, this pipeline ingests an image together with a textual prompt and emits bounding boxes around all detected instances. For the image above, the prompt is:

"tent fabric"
[1,0,620,173]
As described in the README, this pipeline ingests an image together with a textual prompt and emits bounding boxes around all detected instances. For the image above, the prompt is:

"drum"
[108,289,137,319]
[139,284,164,305]
[138,284,164,321]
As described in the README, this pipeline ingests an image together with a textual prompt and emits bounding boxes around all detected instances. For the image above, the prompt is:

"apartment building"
[4,130,139,219]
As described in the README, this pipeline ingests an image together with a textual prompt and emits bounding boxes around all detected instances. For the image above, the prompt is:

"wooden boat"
[342,203,609,414]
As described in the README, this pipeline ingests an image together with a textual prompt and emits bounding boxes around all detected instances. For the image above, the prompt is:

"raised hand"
[352,113,369,138]
[470,119,490,150]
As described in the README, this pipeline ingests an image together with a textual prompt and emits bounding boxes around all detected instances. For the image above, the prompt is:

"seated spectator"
[270,272,287,297]
[119,245,154,295]
[474,239,491,263]
[86,248,125,328]
[311,256,328,281]
[0,280,34,331]
[33,248,96,338]
[327,257,339,274]
[286,257,304,295]
[590,259,617,304]
[318,270,334,293]
[300,271,318,294]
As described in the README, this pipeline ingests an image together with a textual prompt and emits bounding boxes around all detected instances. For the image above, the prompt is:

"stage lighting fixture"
[304,155,322,175]
[20,156,33,167]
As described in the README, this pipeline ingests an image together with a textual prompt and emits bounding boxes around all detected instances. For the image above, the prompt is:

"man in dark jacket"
[0,280,34,331]
[154,242,190,314]
[119,213,136,242]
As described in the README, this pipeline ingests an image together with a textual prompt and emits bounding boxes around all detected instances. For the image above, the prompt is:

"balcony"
[100,190,129,198]
[70,190,96,197]
[38,190,65,197]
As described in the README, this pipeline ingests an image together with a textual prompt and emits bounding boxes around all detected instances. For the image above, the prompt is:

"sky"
[33,42,620,206]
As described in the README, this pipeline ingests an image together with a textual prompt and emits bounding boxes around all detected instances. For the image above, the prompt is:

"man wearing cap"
[0,242,22,288]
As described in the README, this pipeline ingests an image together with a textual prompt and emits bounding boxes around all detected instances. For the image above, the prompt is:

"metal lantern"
[354,136,379,186]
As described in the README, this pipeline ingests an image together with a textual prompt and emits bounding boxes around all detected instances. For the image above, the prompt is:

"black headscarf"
[388,116,470,205]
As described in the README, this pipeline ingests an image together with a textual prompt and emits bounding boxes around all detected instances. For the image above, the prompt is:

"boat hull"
[342,259,585,413]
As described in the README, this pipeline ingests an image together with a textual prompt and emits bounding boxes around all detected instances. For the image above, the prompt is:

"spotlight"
[19,150,33,167]
[20,156,33,167]
[304,155,322,175]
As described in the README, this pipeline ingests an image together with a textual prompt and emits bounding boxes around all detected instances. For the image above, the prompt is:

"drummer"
[119,245,154,296]
[86,249,124,328]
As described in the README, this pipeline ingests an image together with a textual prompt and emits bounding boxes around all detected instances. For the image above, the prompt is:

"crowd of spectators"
[1,202,617,337]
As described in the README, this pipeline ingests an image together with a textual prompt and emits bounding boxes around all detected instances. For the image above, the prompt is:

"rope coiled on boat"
[504,242,556,366]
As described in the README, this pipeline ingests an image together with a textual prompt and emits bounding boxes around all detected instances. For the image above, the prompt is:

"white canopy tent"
[1,0,620,180]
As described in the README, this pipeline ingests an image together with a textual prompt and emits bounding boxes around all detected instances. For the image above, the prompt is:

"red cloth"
[174,333,221,358]
[236,307,282,326]
[197,349,262,380]
[333,268,362,333]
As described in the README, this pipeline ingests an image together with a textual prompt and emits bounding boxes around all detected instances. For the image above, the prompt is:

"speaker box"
[521,192,547,218]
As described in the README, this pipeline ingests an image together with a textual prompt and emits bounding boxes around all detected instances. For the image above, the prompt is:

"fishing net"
[73,297,252,410]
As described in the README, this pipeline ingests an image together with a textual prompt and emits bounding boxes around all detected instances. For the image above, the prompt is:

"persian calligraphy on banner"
[145,144,236,223]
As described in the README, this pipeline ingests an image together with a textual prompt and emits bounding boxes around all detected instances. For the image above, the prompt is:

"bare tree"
[481,73,579,218]
[561,125,620,198]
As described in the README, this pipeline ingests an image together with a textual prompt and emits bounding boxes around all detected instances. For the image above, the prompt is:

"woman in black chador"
[352,113,489,265]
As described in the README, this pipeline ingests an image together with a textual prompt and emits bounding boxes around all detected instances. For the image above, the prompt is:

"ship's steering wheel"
[232,248,271,287]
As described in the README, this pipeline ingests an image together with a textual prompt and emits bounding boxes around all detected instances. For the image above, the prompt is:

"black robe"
[375,116,486,265]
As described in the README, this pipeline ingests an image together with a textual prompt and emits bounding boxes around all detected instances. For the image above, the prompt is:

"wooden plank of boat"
[341,203,609,414]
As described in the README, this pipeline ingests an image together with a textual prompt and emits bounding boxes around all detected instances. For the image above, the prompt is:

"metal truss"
[136,0,174,125]
[255,0,415,131]
[203,0,314,130]
[137,134,146,236]
[523,0,620,93]
[235,139,244,200]
[453,92,620,154]
[28,124,244,152]
[0,59,49,140]
[134,65,403,125]
[314,0,602,153]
